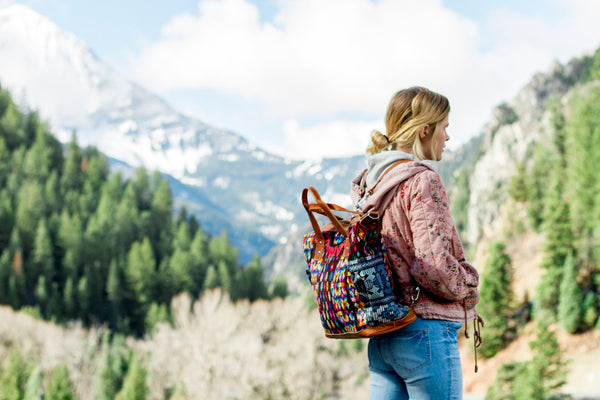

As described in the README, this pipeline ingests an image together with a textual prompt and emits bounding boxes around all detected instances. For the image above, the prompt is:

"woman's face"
[422,115,449,161]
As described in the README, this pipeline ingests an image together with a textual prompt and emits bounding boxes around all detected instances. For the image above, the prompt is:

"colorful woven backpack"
[301,160,417,339]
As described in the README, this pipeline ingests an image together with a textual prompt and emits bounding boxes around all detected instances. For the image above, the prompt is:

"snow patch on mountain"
[0,4,369,261]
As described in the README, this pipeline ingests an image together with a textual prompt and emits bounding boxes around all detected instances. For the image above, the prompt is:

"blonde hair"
[366,86,450,160]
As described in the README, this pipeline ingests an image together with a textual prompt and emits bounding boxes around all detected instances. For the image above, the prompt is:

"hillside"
[1,288,599,399]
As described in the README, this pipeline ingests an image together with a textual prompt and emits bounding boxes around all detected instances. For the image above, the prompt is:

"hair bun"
[370,129,389,148]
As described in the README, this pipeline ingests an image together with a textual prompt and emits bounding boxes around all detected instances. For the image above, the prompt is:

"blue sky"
[4,0,600,159]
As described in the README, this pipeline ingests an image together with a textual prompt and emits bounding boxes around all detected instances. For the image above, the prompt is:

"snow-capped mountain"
[0,3,258,179]
[0,4,367,262]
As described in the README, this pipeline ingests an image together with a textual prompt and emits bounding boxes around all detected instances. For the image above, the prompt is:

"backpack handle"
[358,159,412,200]
[302,187,354,241]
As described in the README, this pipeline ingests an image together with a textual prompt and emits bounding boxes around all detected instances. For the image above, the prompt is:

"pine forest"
[2,48,600,399]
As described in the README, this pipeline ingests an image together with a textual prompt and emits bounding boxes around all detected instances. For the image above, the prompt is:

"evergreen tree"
[0,349,28,400]
[80,261,105,323]
[270,277,289,299]
[0,250,11,304]
[486,322,567,400]
[114,183,140,256]
[525,144,552,231]
[485,361,528,400]
[86,173,123,261]
[0,94,25,150]
[169,247,192,295]
[107,258,127,331]
[203,265,219,291]
[33,219,54,293]
[34,276,48,316]
[95,333,127,400]
[60,133,84,194]
[566,88,600,269]
[126,238,156,308]
[23,125,53,182]
[23,111,40,146]
[149,174,173,264]
[170,222,193,295]
[586,47,600,82]
[76,276,89,322]
[79,151,110,223]
[44,171,60,214]
[23,366,43,400]
[534,145,574,320]
[582,291,598,329]
[218,261,232,294]
[63,277,77,319]
[145,302,170,333]
[61,134,84,215]
[8,143,26,177]
[82,148,109,195]
[115,352,148,400]
[7,229,26,308]
[45,365,74,400]
[48,280,62,320]
[508,162,528,203]
[125,239,156,334]
[233,255,268,302]
[57,211,83,283]
[208,230,238,273]
[132,167,152,211]
[526,321,568,399]
[558,253,583,333]
[0,190,15,252]
[478,241,514,358]
[173,221,192,252]
[0,137,11,188]
[78,180,97,224]
[15,179,46,251]
[189,227,209,298]
[154,257,174,306]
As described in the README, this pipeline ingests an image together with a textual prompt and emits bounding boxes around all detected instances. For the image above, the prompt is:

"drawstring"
[463,300,485,373]
[473,315,484,373]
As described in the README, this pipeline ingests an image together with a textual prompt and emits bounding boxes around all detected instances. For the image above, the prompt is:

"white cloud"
[263,119,380,160]
[128,0,600,160]
[131,0,478,117]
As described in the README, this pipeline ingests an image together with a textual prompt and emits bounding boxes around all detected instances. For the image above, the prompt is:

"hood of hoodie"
[351,150,433,213]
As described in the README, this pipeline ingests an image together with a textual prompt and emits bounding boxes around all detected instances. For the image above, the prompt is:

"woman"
[350,87,482,399]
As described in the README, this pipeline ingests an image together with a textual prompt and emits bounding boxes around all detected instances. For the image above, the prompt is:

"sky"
[4,0,600,160]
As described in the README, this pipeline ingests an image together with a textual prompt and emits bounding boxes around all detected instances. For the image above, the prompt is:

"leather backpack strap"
[358,159,412,199]
[302,187,353,238]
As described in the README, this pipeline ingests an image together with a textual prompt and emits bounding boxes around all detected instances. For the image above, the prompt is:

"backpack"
[301,160,417,339]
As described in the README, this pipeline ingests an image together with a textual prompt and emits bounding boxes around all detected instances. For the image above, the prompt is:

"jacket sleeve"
[406,170,479,302]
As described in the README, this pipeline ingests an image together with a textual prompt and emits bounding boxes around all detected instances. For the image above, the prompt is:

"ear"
[419,125,429,139]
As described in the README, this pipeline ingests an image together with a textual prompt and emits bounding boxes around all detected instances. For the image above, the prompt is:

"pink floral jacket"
[351,159,480,322]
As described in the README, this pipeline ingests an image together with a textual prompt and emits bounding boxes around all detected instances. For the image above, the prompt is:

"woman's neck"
[394,145,413,155]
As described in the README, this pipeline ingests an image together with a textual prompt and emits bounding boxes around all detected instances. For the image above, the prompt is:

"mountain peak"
[0,4,256,180]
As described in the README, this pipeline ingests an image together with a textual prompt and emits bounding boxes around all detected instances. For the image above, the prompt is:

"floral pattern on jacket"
[351,161,480,322]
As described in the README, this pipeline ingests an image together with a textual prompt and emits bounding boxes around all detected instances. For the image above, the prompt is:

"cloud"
[131,0,478,117]
[128,0,600,159]
[263,118,380,160]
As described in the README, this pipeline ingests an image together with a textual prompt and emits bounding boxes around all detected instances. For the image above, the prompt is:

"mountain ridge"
[0,4,370,261]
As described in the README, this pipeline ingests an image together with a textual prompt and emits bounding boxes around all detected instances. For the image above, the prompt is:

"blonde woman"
[351,87,482,399]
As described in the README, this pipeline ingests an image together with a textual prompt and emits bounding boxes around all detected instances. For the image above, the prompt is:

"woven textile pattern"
[347,218,412,327]
[303,227,363,335]
[303,214,412,336]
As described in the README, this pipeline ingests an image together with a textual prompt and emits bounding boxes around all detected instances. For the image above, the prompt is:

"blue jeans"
[368,317,463,400]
